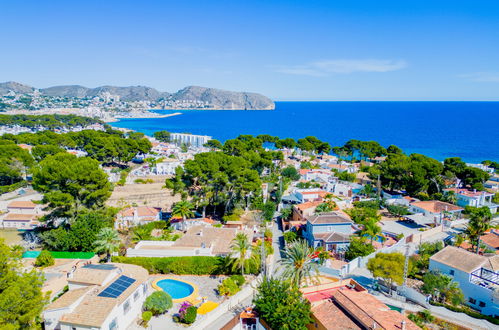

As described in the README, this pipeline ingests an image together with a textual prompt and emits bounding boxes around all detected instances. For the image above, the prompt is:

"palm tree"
[94,227,121,261]
[361,219,383,245]
[466,207,492,253]
[131,227,152,243]
[171,200,194,220]
[279,239,319,288]
[230,233,255,276]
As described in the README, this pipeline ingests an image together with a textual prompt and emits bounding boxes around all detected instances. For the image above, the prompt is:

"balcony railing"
[470,267,499,290]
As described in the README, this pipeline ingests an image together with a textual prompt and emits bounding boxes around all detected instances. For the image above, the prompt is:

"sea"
[111,102,499,163]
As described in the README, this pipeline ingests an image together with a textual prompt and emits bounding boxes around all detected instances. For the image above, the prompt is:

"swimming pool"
[155,279,195,300]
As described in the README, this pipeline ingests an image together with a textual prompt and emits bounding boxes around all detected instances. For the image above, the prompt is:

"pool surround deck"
[151,276,199,303]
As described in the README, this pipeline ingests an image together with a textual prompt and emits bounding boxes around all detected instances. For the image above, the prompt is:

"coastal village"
[1,114,499,330]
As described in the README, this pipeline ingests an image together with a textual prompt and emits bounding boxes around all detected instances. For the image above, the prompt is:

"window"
[449,270,455,276]
[143,283,148,295]
[134,290,140,301]
[469,297,476,304]
[479,301,486,308]
[109,318,117,330]
[123,300,131,314]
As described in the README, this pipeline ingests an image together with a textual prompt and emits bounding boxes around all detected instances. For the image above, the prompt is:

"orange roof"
[311,299,361,329]
[7,201,37,209]
[294,201,322,211]
[481,230,499,249]
[17,143,33,151]
[3,213,38,221]
[299,169,310,175]
[332,289,419,330]
[118,206,161,217]
[410,200,462,213]
[300,190,328,195]
[444,188,493,198]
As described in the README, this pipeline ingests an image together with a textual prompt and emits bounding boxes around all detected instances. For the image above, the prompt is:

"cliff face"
[0,81,274,110]
[171,86,275,110]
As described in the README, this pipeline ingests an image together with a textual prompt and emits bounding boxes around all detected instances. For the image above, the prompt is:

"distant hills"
[0,82,275,110]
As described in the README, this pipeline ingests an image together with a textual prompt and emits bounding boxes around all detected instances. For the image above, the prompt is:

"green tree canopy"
[253,277,312,330]
[421,272,465,306]
[0,239,48,329]
[345,237,375,260]
[143,291,173,315]
[153,130,171,142]
[32,153,111,218]
[367,252,407,288]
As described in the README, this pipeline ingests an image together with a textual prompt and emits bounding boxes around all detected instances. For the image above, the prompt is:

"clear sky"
[1,0,499,100]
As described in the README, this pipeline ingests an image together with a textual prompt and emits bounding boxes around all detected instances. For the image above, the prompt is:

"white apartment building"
[170,133,212,148]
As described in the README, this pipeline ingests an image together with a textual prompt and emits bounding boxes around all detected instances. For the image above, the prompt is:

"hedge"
[430,301,499,325]
[22,251,95,259]
[111,256,259,275]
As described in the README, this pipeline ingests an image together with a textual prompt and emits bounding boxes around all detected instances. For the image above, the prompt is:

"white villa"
[43,263,149,330]
[430,246,499,317]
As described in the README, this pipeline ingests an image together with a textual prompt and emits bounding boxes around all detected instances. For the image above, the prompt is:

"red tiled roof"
[118,206,160,218]
[410,200,462,213]
[294,201,322,211]
[3,213,38,221]
[481,230,499,249]
[333,289,419,330]
[7,201,37,209]
[444,188,493,198]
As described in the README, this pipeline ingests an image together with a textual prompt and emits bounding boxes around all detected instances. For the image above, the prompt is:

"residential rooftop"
[307,211,352,225]
[430,246,488,273]
[410,200,463,213]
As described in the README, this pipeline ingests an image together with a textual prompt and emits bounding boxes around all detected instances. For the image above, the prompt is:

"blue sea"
[111,102,499,163]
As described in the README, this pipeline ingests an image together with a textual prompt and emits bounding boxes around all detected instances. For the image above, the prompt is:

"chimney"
[401,320,406,330]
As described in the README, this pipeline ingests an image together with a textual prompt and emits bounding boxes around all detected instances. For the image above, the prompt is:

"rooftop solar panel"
[97,275,136,298]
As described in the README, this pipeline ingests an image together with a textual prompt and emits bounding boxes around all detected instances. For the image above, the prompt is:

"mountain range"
[0,81,275,110]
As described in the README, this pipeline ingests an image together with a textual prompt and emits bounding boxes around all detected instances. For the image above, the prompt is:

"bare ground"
[107,175,180,209]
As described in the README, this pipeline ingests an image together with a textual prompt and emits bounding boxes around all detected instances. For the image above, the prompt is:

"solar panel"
[83,264,117,270]
[98,275,136,298]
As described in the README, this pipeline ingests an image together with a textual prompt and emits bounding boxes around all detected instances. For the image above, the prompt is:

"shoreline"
[105,112,182,122]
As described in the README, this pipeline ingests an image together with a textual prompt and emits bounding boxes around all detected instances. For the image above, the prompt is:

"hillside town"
[1,116,499,330]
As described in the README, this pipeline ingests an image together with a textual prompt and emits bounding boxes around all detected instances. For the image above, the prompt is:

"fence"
[325,236,410,277]
[406,224,444,244]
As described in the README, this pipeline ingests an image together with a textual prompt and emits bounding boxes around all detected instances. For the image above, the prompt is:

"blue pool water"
[156,279,194,299]
[363,234,385,243]
[111,101,499,162]
[22,251,40,258]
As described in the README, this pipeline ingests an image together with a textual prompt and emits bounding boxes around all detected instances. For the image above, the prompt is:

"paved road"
[269,216,285,277]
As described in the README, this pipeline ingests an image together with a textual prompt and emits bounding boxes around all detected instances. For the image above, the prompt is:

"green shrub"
[230,274,245,287]
[283,231,297,243]
[218,278,240,296]
[35,250,54,267]
[183,306,197,324]
[117,168,131,186]
[142,311,152,327]
[111,256,259,275]
[143,291,172,315]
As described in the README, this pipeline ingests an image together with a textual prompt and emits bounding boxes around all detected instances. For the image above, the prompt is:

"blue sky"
[1,0,499,100]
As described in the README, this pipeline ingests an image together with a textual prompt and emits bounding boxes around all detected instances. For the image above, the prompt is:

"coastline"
[105,112,182,122]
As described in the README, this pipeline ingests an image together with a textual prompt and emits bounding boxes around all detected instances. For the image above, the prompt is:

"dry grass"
[107,175,180,209]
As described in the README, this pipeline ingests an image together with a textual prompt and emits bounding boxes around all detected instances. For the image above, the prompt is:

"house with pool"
[304,211,354,252]
[43,263,149,330]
